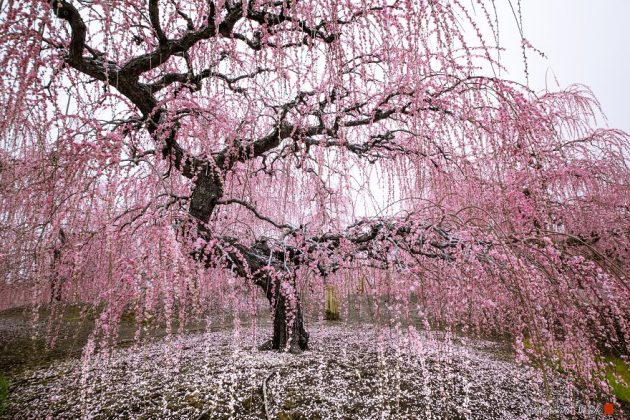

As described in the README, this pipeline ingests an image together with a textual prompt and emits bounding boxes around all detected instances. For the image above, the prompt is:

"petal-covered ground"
[3,323,622,419]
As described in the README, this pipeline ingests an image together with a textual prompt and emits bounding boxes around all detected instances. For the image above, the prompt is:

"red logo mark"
[603,402,614,415]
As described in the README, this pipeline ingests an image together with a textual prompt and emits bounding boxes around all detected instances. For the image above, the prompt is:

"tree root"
[262,370,277,420]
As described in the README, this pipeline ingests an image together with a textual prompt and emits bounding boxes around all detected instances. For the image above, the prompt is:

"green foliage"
[0,375,8,414]
[522,339,629,405]
[605,357,630,404]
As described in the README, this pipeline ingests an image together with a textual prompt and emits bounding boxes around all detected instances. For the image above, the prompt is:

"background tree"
[0,0,628,385]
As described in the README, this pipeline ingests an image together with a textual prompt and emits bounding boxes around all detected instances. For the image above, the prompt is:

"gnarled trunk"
[257,276,309,353]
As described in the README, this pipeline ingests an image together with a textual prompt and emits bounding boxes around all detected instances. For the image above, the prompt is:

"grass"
[0,375,8,414]
[521,337,630,406]
[605,356,630,405]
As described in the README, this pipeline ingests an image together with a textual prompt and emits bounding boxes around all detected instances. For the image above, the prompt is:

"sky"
[494,0,630,133]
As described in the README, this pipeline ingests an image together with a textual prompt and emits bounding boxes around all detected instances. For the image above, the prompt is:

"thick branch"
[148,0,168,44]
[48,0,86,60]
[217,199,295,231]
[122,2,245,77]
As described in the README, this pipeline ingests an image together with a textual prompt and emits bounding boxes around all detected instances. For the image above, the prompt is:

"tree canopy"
[0,0,628,387]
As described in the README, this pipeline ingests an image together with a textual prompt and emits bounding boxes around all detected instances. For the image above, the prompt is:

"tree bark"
[257,276,309,353]
[191,226,310,353]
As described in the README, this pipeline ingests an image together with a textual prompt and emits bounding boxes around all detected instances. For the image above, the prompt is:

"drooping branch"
[46,1,458,196]
[0,0,620,367]
[43,0,630,288]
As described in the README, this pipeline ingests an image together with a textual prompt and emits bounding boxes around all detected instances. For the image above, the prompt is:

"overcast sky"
[494,0,630,133]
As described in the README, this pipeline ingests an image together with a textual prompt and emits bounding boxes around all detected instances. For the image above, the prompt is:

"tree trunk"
[325,285,340,320]
[257,276,309,353]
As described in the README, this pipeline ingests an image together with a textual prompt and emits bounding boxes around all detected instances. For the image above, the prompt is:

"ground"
[1,305,627,420]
